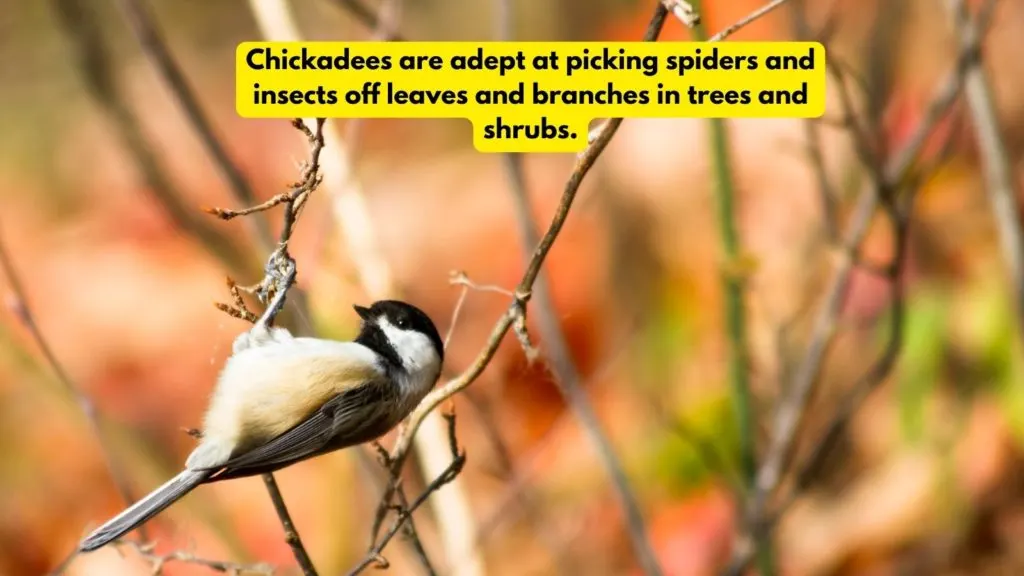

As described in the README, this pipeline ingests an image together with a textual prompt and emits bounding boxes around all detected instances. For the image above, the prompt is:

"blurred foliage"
[649,394,739,495]
[897,287,947,443]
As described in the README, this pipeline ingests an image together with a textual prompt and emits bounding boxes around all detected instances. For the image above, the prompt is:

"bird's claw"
[255,246,296,305]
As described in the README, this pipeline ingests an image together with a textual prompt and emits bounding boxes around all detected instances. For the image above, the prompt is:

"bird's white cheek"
[377,321,442,376]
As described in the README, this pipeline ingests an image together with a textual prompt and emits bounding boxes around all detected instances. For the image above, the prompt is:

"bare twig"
[722,4,983,573]
[789,203,912,497]
[376,8,673,576]
[786,110,962,503]
[449,270,516,297]
[329,0,405,40]
[943,0,1024,326]
[461,390,578,575]
[495,3,662,569]
[443,270,519,350]
[247,2,482,573]
[751,0,975,518]
[469,322,642,550]
[205,194,292,221]
[215,276,262,323]
[502,136,663,573]
[50,0,250,271]
[709,0,792,42]
[206,119,327,576]
[115,540,275,575]
[113,0,274,251]
[347,413,466,576]
[0,224,145,556]
[392,484,438,576]
[207,118,324,241]
[662,0,700,27]
[790,0,841,241]
[751,187,879,509]
[687,2,797,571]
[444,280,471,351]
[262,474,317,576]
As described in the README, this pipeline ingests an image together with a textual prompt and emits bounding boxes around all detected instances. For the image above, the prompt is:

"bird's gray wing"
[213,379,396,474]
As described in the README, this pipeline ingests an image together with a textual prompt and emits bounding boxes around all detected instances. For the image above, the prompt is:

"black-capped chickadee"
[79,300,443,552]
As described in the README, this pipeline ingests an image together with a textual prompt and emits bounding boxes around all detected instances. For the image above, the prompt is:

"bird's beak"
[353,304,372,320]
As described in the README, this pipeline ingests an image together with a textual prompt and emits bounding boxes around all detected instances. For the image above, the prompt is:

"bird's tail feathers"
[79,468,212,552]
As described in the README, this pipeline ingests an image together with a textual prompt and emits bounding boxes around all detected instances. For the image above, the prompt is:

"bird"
[78,299,444,552]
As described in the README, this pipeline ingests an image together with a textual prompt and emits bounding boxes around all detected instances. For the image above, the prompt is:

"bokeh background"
[3,0,1024,574]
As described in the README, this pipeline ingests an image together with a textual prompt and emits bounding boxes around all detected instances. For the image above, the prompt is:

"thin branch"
[328,0,405,40]
[788,202,912,497]
[262,474,317,576]
[205,194,292,221]
[207,119,327,576]
[248,1,481,573]
[790,0,841,242]
[461,390,578,575]
[943,0,1024,327]
[347,413,466,576]
[709,0,792,42]
[449,270,516,297]
[392,485,439,576]
[115,540,275,575]
[688,2,788,571]
[379,15,674,576]
[784,112,962,502]
[469,322,642,551]
[444,280,471,351]
[750,187,878,507]
[443,270,520,351]
[502,139,663,573]
[0,224,145,549]
[496,0,660,561]
[113,0,275,251]
[49,0,250,271]
[662,0,701,27]
[722,3,982,573]
[750,0,976,515]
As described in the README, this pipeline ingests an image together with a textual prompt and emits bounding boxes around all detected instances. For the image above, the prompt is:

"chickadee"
[79,299,443,552]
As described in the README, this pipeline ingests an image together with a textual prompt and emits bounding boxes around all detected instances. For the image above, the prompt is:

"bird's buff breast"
[201,344,384,453]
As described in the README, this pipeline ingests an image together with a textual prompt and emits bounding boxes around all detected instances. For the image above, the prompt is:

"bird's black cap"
[354,300,444,364]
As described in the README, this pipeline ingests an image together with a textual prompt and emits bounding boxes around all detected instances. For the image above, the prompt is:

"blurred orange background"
[3,0,1024,575]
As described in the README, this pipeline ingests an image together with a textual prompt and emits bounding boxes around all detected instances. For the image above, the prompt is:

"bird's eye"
[396,316,410,328]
